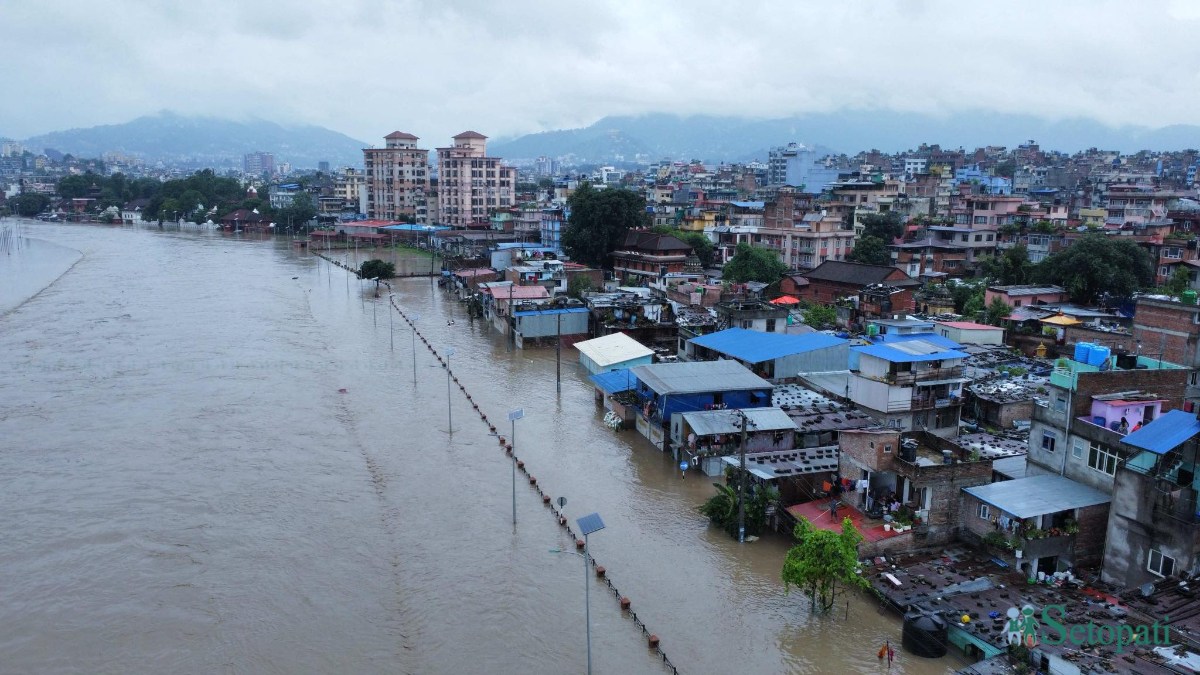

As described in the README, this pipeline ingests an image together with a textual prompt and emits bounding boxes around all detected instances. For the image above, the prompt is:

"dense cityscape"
[4,122,1200,673]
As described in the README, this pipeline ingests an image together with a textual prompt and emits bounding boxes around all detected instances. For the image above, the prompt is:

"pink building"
[436,132,516,229]
[364,132,431,223]
[984,284,1069,308]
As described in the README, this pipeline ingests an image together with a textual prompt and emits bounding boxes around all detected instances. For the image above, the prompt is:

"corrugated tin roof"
[853,341,969,363]
[962,474,1111,519]
[575,333,654,368]
[631,360,772,395]
[589,369,635,395]
[688,328,846,364]
[1122,409,1200,455]
[681,407,797,436]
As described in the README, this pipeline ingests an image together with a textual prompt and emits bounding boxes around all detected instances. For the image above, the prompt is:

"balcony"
[1019,533,1076,560]
[910,393,964,410]
[1153,488,1200,525]
[885,366,964,386]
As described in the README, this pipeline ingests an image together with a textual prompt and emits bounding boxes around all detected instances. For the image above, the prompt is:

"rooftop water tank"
[1074,342,1093,364]
[1089,345,1111,368]
[902,612,948,658]
[1183,290,1198,305]
[868,323,879,337]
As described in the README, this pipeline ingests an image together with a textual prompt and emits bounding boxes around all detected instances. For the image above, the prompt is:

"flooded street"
[0,221,968,674]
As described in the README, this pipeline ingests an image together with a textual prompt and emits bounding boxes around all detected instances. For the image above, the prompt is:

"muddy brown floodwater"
[0,221,969,674]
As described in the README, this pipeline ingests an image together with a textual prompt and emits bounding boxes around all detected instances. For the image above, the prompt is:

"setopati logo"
[1005,604,1171,653]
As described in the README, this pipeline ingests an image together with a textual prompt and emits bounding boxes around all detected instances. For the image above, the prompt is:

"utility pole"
[737,411,749,544]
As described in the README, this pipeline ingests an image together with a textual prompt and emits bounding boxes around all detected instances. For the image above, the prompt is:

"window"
[987,234,995,242]
[978,503,991,520]
[766,318,777,333]
[975,234,983,242]
[1160,266,1171,277]
[1072,438,1085,459]
[1041,431,1057,452]
[1148,548,1176,577]
[1087,442,1118,476]
[1054,396,1066,413]
[1164,247,1182,259]
[1014,299,1022,307]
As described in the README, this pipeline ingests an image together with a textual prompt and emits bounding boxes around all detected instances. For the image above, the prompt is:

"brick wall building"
[1132,296,1200,369]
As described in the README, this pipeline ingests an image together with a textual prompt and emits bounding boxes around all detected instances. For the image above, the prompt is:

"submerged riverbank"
[0,220,83,315]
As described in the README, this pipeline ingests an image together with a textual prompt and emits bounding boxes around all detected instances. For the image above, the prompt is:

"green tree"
[359,259,396,280]
[567,274,594,299]
[845,235,890,266]
[858,212,904,242]
[980,244,1032,285]
[561,183,648,268]
[11,193,50,216]
[723,243,788,283]
[781,517,869,612]
[984,297,1012,326]
[1163,267,1192,296]
[963,291,985,319]
[950,281,984,313]
[698,481,779,539]
[1034,234,1155,304]
[802,303,837,329]
[279,192,316,229]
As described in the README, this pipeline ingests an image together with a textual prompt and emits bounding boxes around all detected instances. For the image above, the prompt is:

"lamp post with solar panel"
[577,512,605,675]
[508,408,523,526]
[445,347,456,433]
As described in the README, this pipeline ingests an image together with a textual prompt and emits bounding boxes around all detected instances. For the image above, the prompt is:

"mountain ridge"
[17,111,367,169]
[489,112,1200,163]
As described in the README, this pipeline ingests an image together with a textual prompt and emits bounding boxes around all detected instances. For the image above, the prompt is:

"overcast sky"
[3,0,1199,144]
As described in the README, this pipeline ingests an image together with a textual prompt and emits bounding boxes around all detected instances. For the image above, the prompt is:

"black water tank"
[899,444,917,463]
[902,612,948,658]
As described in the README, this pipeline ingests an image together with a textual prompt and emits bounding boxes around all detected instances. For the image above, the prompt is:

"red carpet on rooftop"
[785,498,904,543]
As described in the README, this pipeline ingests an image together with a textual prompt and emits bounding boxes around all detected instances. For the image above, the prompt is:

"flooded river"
[0,220,968,674]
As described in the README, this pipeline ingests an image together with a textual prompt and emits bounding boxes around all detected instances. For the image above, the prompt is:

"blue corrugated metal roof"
[688,328,847,364]
[513,307,590,317]
[589,369,635,394]
[853,342,969,363]
[730,201,765,209]
[1122,409,1200,454]
[874,333,962,349]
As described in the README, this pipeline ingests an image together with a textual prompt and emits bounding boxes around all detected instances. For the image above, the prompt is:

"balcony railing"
[885,366,964,386]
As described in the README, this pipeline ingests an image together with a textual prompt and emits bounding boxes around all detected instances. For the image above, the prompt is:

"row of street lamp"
[374,272,606,673]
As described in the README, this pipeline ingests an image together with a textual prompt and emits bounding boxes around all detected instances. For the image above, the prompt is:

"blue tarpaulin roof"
[1122,409,1200,454]
[853,341,969,363]
[688,328,847,364]
[590,369,635,394]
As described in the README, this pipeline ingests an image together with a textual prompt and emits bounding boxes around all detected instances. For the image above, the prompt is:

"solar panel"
[576,512,606,536]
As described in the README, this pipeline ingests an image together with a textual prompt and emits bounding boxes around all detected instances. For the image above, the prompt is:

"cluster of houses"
[567,296,1199,670]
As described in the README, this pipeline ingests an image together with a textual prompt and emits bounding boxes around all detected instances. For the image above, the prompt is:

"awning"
[1123,409,1200,454]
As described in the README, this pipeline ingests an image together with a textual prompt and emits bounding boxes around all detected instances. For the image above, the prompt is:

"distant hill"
[21,111,367,168]
[490,112,1200,163]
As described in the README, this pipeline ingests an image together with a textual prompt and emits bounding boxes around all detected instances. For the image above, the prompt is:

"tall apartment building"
[243,151,275,177]
[363,132,431,223]
[436,131,515,228]
[767,142,841,190]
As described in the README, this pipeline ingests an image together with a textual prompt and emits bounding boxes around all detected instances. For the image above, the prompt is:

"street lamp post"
[410,312,420,385]
[388,293,394,351]
[508,409,524,526]
[576,512,606,675]
[445,347,456,433]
